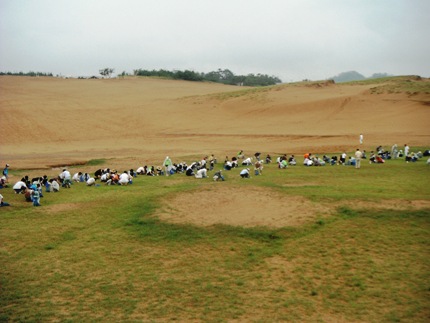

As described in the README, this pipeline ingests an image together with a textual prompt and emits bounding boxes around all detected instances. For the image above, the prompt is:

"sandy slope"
[1,76,429,169]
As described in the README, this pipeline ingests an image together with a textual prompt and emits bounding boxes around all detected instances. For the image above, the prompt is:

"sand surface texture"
[1,76,429,169]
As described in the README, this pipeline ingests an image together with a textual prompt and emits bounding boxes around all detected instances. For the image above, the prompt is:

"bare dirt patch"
[157,186,332,228]
[157,186,430,228]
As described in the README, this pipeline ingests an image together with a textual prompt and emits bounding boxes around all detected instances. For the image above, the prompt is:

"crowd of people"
[1,145,429,208]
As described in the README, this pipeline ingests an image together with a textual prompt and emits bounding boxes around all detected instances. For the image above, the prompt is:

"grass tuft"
[85,159,106,166]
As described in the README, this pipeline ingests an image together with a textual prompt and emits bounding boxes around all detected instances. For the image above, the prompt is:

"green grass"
[1,150,429,322]
[85,158,107,166]
[343,75,430,95]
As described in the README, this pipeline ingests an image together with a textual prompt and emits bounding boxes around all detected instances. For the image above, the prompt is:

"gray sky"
[1,0,429,82]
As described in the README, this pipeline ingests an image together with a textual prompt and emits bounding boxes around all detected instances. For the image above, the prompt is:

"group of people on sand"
[2,146,429,207]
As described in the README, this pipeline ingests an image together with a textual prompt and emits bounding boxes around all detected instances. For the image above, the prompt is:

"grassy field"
[1,150,430,322]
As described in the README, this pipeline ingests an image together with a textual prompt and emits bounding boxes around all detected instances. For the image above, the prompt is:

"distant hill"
[330,71,392,83]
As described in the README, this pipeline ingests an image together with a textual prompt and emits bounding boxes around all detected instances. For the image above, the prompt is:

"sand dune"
[1,76,429,169]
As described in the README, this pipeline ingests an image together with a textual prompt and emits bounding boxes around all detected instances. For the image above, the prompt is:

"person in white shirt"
[289,155,297,166]
[100,173,109,182]
[86,177,96,186]
[359,133,363,145]
[340,152,347,165]
[242,157,253,166]
[240,168,250,178]
[61,169,72,188]
[72,172,82,182]
[51,179,60,192]
[200,157,207,169]
[195,168,207,179]
[391,144,398,159]
[13,181,27,194]
[62,169,71,180]
[119,171,131,185]
[404,144,410,159]
[224,160,233,170]
[303,158,313,166]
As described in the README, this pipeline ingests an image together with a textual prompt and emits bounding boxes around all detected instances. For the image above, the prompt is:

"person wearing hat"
[0,176,7,188]
[240,168,250,178]
[213,170,225,181]
[156,166,164,176]
[2,164,9,183]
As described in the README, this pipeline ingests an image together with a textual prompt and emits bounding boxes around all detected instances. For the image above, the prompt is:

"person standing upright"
[2,164,9,183]
[359,133,363,145]
[404,144,410,158]
[355,149,363,169]
[163,156,172,176]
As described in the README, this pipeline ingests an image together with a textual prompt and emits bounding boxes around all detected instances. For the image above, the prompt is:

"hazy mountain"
[330,71,366,83]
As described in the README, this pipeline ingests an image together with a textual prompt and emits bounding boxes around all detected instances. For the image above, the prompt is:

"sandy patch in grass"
[157,186,332,228]
[157,186,430,228]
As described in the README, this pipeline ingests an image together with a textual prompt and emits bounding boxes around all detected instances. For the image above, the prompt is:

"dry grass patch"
[338,199,430,211]
[43,202,82,214]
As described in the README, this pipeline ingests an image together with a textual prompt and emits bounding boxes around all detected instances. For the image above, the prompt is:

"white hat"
[6,164,9,167]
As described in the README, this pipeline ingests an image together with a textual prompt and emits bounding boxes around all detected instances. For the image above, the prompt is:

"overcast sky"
[1,0,429,82]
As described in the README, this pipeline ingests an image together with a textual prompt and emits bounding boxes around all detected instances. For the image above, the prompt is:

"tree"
[99,68,114,78]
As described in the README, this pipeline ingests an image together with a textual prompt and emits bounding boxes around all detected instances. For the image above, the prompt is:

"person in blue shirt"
[2,164,9,183]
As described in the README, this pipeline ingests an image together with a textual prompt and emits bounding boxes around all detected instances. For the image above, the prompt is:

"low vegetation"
[1,150,429,321]
[133,68,282,86]
[343,75,430,95]
[0,71,53,77]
